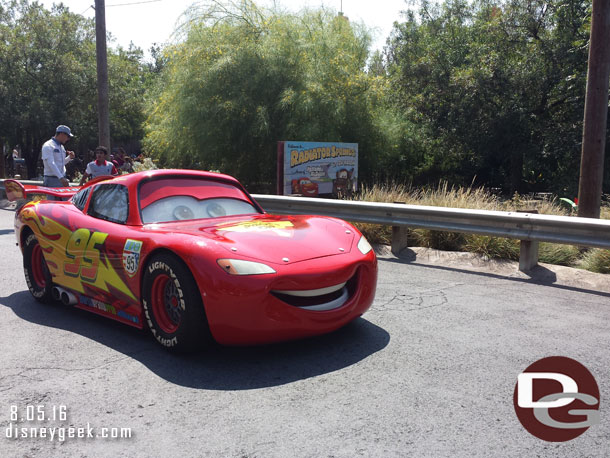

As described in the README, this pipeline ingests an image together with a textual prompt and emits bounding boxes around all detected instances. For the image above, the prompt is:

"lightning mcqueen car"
[5,170,377,351]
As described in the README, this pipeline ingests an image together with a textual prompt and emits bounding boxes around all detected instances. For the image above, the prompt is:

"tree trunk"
[24,130,38,180]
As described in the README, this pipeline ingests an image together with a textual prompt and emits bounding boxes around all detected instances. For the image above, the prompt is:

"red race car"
[5,170,377,351]
[291,177,319,197]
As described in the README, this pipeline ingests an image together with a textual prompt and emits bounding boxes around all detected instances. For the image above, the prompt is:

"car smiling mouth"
[270,276,357,311]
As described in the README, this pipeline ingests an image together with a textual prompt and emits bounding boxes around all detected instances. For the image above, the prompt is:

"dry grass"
[538,243,582,266]
[462,235,519,261]
[352,183,609,273]
[357,182,503,210]
[579,249,610,274]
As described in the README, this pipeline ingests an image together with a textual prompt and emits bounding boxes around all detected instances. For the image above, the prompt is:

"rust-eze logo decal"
[123,239,143,277]
[216,220,294,237]
[513,356,600,441]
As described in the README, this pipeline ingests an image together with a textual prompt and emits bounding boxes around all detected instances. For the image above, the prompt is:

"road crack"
[0,349,154,391]
[373,290,450,312]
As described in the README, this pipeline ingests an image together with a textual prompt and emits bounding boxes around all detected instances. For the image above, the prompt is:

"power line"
[106,0,162,7]
[80,0,161,16]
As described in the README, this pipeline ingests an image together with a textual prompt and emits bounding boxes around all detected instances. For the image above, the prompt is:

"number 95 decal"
[64,229,107,282]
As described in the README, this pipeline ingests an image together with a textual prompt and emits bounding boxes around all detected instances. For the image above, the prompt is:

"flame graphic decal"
[21,205,136,301]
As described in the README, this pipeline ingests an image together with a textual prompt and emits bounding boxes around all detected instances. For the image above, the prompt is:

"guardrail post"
[391,226,409,257]
[519,240,539,272]
[517,209,539,271]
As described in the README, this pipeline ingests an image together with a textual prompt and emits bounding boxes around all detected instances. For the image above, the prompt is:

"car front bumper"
[194,251,377,345]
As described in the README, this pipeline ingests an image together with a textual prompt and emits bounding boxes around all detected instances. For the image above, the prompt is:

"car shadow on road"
[0,291,390,390]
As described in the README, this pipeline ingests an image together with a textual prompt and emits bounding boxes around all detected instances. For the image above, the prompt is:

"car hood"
[147,214,356,264]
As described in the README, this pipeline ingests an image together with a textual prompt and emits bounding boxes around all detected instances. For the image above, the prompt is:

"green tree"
[387,0,594,194]
[0,0,91,176]
[0,0,152,178]
[144,0,393,191]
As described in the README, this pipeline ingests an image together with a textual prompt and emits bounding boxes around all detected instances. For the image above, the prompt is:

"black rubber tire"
[142,253,212,352]
[23,233,54,303]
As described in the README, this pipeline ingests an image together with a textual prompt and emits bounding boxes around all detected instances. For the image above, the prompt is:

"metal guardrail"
[2,179,607,272]
[253,194,610,271]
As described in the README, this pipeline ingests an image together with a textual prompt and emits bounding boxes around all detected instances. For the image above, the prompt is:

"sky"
[41,0,411,57]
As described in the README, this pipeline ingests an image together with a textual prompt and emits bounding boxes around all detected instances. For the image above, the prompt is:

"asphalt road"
[0,203,609,457]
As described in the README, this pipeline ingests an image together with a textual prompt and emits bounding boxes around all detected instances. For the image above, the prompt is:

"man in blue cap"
[41,125,76,188]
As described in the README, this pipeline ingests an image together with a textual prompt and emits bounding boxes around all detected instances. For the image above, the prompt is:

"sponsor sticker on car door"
[123,239,143,277]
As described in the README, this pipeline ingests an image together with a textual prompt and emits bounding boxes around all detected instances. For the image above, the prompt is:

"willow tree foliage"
[144,0,394,191]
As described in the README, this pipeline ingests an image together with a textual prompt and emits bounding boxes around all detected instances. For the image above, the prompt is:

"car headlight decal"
[217,259,276,275]
[357,236,372,255]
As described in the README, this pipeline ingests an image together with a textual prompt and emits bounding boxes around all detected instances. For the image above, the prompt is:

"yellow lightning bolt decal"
[21,206,136,300]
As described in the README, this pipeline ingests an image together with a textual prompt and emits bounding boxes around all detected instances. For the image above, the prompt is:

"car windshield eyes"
[207,203,226,218]
[173,205,194,220]
[141,197,255,223]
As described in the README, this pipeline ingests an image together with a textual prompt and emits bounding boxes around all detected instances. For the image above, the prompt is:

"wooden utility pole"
[95,0,111,150]
[577,0,610,218]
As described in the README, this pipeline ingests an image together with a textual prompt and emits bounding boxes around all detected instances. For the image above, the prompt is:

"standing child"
[79,146,118,184]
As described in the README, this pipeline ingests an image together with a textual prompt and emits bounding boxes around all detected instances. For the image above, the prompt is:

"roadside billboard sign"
[277,141,358,197]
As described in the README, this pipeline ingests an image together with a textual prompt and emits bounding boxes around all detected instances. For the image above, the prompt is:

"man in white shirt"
[41,125,75,188]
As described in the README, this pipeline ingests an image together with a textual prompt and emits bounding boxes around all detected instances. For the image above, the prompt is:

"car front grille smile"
[271,274,358,311]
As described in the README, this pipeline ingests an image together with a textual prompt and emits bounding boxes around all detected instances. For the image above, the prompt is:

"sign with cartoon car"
[279,141,358,197]
[5,170,377,352]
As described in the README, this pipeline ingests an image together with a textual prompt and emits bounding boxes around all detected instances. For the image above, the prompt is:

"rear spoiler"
[4,179,81,202]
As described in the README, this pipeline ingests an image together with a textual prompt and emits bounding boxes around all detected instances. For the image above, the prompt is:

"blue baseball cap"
[56,125,74,137]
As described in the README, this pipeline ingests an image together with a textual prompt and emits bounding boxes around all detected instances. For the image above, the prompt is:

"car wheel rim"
[31,243,46,288]
[151,274,181,333]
